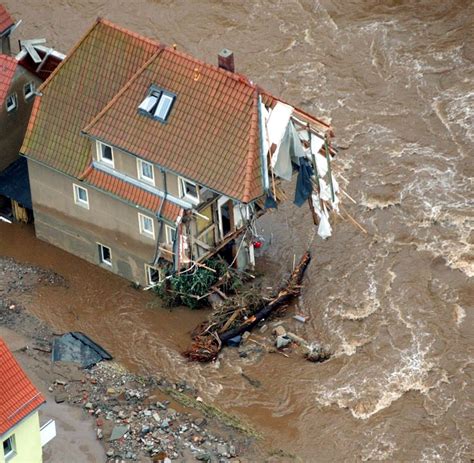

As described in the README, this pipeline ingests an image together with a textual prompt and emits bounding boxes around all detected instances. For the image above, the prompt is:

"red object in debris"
[253,240,262,249]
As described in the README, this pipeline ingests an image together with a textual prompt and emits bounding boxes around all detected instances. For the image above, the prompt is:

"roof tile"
[0,4,14,34]
[0,54,17,106]
[0,338,45,435]
[84,168,182,222]
[22,19,159,178]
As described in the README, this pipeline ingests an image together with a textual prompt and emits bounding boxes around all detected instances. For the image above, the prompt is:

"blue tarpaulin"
[0,157,32,209]
[52,332,113,368]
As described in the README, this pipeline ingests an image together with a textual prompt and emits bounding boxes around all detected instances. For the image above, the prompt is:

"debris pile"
[183,252,311,362]
[49,361,252,462]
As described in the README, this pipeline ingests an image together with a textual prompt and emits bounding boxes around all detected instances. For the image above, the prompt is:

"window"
[97,141,114,167]
[179,177,199,203]
[24,82,35,100]
[3,435,15,459]
[138,87,175,122]
[165,225,175,244]
[98,244,112,266]
[146,265,162,286]
[73,184,89,208]
[138,213,155,239]
[137,158,154,184]
[6,94,17,112]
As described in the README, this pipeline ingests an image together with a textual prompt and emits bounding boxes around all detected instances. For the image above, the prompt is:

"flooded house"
[0,3,64,222]
[21,18,339,287]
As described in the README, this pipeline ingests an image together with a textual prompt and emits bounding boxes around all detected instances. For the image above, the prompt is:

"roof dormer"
[138,85,175,122]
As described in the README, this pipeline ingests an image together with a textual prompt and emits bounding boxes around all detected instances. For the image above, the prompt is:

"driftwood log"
[183,251,311,362]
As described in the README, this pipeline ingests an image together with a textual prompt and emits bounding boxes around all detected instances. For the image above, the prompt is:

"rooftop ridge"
[98,18,160,49]
[100,18,255,90]
[242,89,260,203]
[37,18,101,93]
[163,46,255,89]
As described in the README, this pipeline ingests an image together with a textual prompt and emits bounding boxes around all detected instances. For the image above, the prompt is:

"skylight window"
[138,87,176,122]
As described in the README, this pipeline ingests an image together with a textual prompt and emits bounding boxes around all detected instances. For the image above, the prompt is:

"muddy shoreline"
[0,254,270,462]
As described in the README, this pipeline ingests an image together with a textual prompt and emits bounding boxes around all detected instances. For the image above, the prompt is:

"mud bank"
[0,254,267,462]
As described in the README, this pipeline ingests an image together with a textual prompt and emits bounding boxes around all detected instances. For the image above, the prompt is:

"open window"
[218,197,234,238]
[24,82,35,100]
[138,213,155,239]
[138,86,175,122]
[137,158,154,185]
[73,184,89,209]
[145,264,163,286]
[179,177,199,203]
[165,225,175,245]
[3,435,15,459]
[96,141,114,167]
[98,243,112,266]
[6,94,17,112]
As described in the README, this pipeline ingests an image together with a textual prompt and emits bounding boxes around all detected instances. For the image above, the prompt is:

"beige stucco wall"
[0,411,42,463]
[0,67,42,171]
[91,142,180,197]
[28,160,171,285]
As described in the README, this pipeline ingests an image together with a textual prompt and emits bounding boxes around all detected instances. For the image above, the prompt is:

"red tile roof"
[22,18,329,205]
[23,18,264,202]
[0,338,45,435]
[0,4,14,35]
[84,167,182,222]
[0,54,17,106]
[22,19,159,177]
[83,44,263,202]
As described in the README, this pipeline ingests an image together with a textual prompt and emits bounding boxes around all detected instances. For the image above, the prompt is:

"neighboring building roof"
[0,54,17,106]
[0,338,45,435]
[0,4,14,35]
[0,157,32,209]
[84,167,182,222]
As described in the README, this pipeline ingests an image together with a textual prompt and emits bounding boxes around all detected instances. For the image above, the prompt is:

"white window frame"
[73,184,89,209]
[24,81,35,100]
[98,243,112,266]
[137,158,155,185]
[6,93,17,112]
[138,87,176,122]
[145,264,163,286]
[178,177,199,203]
[3,435,15,459]
[164,225,175,245]
[138,213,155,239]
[96,141,114,168]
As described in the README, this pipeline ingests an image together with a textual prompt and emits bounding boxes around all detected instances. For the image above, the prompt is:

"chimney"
[218,49,234,73]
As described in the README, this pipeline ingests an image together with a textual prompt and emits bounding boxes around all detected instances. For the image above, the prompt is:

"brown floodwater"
[1,0,473,461]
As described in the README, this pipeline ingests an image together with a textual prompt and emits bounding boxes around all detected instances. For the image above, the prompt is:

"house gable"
[21,19,160,178]
[82,46,263,203]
